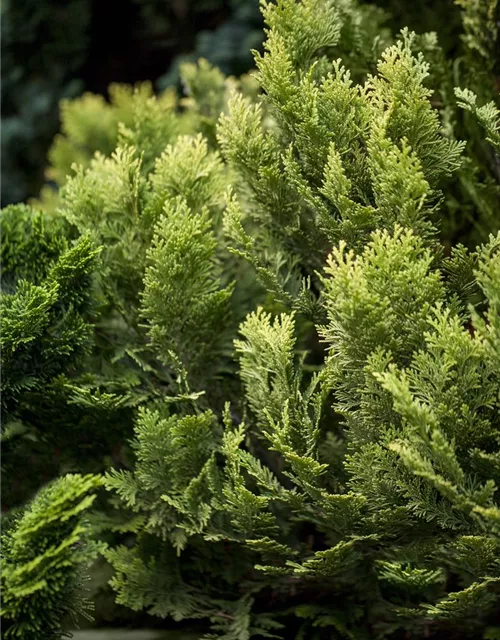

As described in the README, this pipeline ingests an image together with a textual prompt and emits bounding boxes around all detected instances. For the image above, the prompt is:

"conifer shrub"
[1,0,500,638]
[0,55,257,620]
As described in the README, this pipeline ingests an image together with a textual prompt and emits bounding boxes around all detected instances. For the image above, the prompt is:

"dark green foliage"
[1,474,103,639]
[1,204,98,416]
[0,204,102,506]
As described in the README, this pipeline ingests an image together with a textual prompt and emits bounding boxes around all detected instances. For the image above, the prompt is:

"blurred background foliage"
[1,0,263,206]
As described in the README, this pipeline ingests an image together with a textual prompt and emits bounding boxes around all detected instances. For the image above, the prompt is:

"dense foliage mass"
[1,0,500,638]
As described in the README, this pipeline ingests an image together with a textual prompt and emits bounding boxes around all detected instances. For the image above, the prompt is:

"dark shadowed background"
[1,0,264,207]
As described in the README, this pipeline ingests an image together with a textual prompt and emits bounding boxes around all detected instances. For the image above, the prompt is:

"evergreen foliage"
[1,474,103,639]
[102,2,500,636]
[1,203,101,506]
[2,0,500,638]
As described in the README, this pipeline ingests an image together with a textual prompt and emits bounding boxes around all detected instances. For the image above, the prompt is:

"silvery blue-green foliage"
[1,474,103,639]
[156,0,264,93]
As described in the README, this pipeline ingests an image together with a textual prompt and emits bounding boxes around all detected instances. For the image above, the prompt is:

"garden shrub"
[1,0,500,638]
